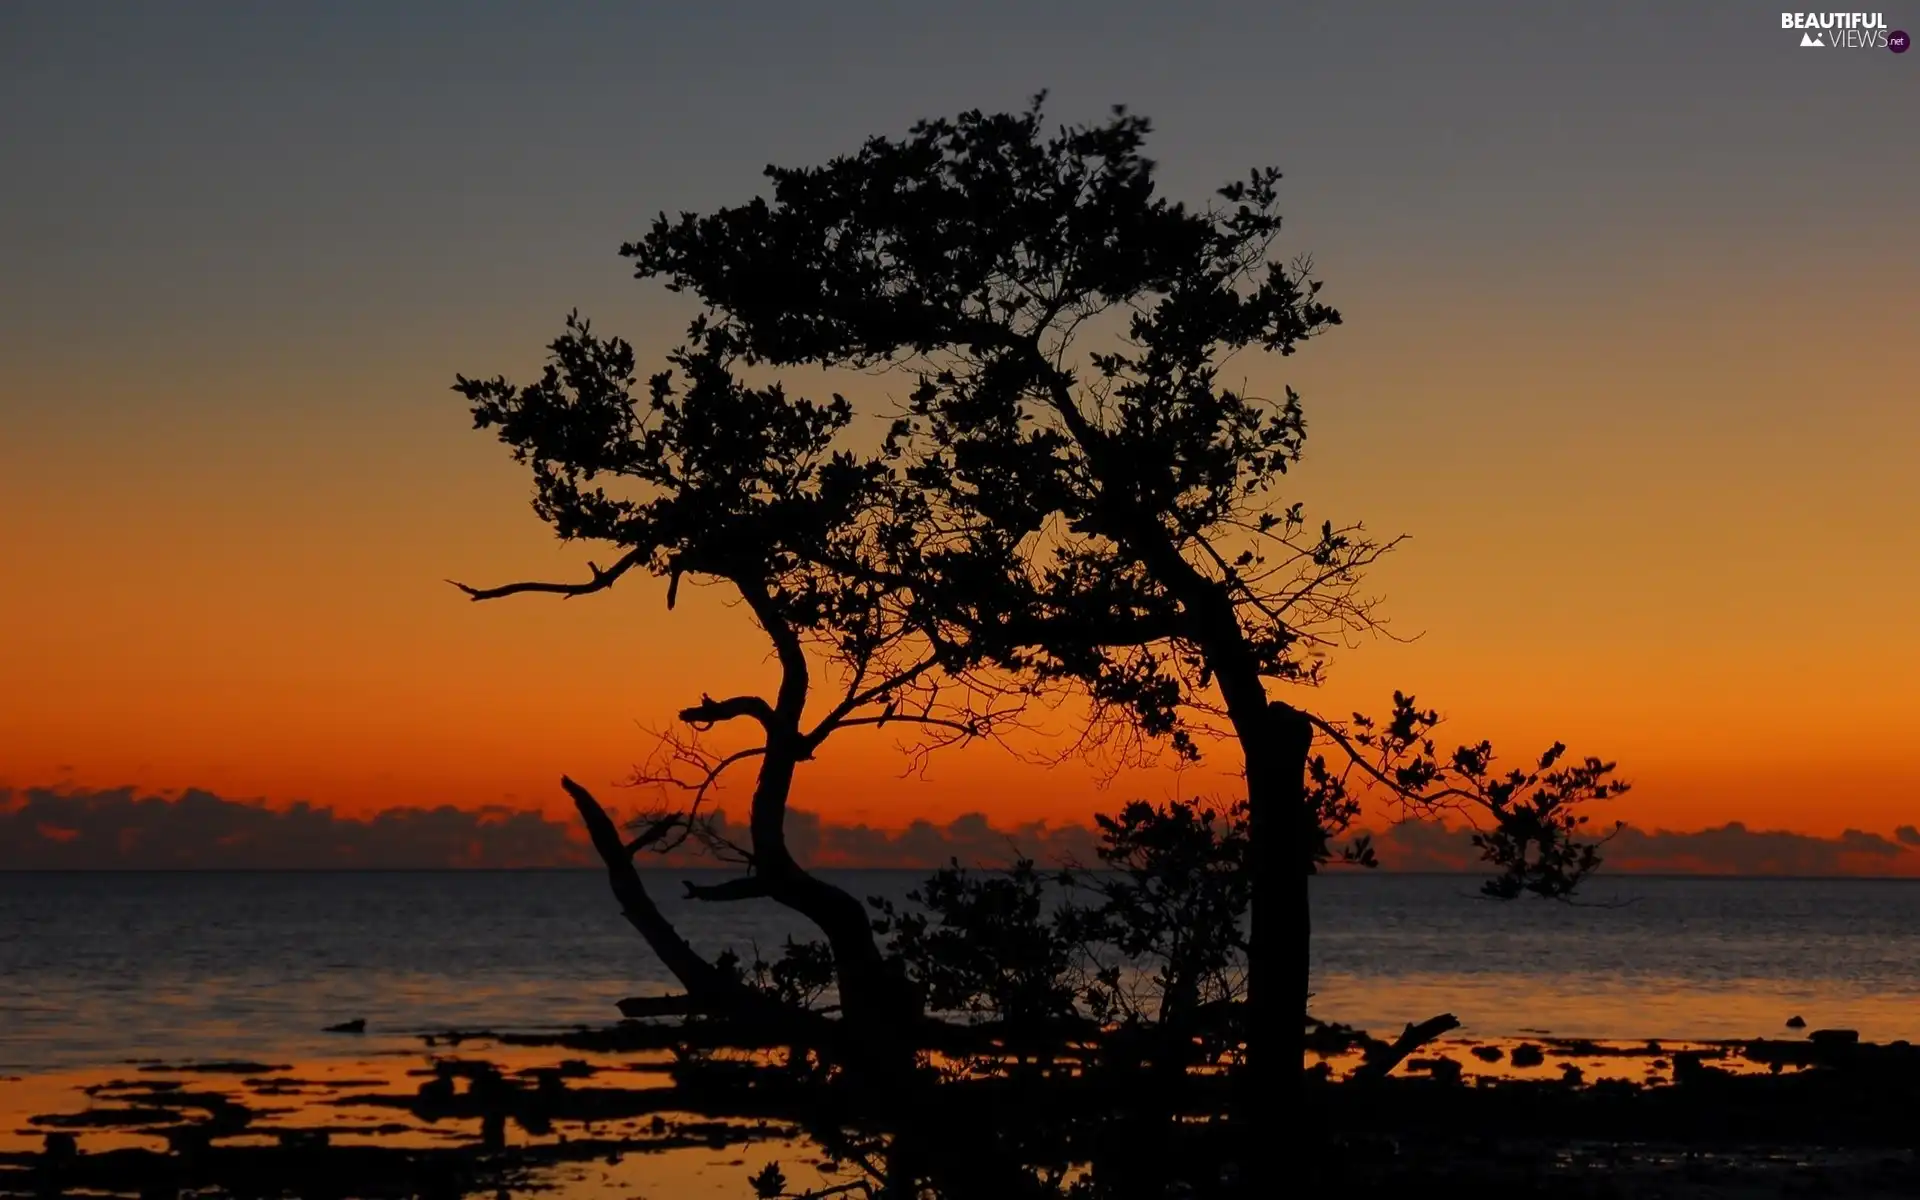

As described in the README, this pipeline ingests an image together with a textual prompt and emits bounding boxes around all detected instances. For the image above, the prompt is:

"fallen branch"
[685,876,772,902]
[615,995,700,1019]
[1350,1013,1462,1083]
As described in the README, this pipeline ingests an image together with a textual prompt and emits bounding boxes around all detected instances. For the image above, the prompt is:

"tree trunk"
[749,739,919,1086]
[766,864,918,1079]
[1243,703,1314,1127]
[570,769,911,1083]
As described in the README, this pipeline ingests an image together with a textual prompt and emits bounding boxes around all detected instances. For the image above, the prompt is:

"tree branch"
[679,693,776,730]
[624,817,684,858]
[737,580,811,723]
[561,775,736,1001]
[615,994,699,1019]
[448,547,648,602]
[1350,1012,1461,1082]
[826,714,983,738]
[1306,712,1478,810]
[803,657,939,749]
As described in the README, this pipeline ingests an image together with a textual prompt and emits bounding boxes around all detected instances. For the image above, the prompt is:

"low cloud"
[1364,819,1920,878]
[0,786,594,870]
[684,807,1100,870]
[0,786,1094,871]
[4,786,1916,877]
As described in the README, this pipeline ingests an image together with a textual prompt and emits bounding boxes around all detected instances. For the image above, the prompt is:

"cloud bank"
[4,786,1917,877]
[701,806,1101,871]
[0,786,593,870]
[0,785,1096,871]
[1365,819,1920,878]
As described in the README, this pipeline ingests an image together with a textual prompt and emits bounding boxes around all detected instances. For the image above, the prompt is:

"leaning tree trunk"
[561,775,742,1008]
[567,767,913,1086]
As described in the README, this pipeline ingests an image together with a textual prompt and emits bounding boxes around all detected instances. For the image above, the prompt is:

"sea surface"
[6,870,1920,1074]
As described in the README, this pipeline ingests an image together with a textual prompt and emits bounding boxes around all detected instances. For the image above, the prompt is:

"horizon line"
[6,867,1920,882]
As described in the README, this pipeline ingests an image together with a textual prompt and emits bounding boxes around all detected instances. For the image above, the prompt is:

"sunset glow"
[3,3,1913,855]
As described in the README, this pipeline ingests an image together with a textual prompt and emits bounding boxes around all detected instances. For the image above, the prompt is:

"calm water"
[5,871,1920,1073]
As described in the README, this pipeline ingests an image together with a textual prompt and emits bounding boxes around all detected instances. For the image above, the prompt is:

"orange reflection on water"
[1311,1033,1805,1088]
[1310,971,1916,1043]
[0,1040,849,1199]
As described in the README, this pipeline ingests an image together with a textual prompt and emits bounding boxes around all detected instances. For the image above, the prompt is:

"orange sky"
[3,5,1915,839]
[7,279,1915,837]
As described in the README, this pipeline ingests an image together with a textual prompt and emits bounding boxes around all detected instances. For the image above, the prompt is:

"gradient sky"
[3,2,1915,837]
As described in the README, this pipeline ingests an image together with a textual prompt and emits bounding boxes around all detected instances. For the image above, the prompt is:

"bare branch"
[624,733,766,858]
[1349,1012,1462,1083]
[803,657,939,749]
[614,994,698,1018]
[624,817,684,857]
[448,547,648,602]
[826,713,982,738]
[679,693,775,731]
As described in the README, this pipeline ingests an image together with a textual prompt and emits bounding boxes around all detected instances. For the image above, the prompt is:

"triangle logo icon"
[1800,31,1824,46]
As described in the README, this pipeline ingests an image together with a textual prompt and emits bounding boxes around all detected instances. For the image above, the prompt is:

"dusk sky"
[4,2,1914,842]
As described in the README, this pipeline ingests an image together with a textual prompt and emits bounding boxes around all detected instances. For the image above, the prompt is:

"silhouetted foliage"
[863,799,1257,1046]
[1468,743,1619,899]
[614,93,1629,1108]
[452,316,1018,1061]
[1311,691,1628,896]
[452,94,1632,1194]
[722,939,839,1012]
[1070,799,1249,1033]
[871,860,1081,1030]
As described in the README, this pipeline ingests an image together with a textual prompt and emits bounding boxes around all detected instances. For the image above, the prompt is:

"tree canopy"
[449,97,1628,1165]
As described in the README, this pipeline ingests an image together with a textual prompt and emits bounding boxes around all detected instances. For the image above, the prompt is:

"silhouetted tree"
[619,95,1628,1122]
[451,318,1018,1075]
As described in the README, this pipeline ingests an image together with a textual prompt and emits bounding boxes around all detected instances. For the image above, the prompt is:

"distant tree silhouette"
[451,319,1020,1075]
[618,95,1628,1121]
